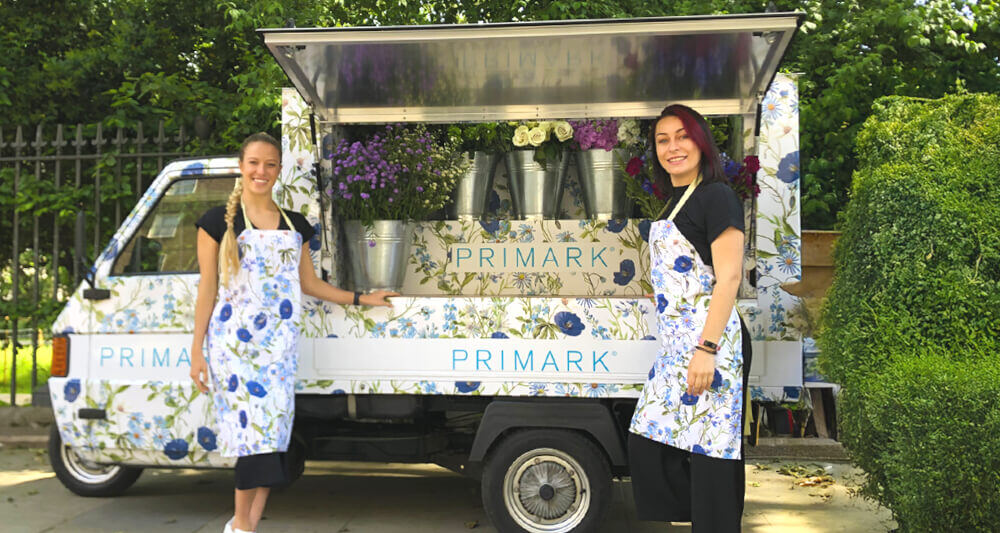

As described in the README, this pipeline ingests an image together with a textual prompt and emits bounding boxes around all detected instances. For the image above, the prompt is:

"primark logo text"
[449,243,609,273]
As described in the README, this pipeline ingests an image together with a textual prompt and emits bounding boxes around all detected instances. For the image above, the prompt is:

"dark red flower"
[742,155,760,174]
[626,156,643,176]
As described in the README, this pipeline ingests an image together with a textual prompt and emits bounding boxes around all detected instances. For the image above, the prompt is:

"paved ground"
[0,443,895,533]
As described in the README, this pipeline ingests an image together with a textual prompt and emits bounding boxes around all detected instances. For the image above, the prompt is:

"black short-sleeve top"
[195,205,316,246]
[657,181,744,267]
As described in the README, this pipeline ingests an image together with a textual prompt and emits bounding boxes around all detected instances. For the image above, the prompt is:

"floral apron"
[206,206,302,457]
[630,177,744,460]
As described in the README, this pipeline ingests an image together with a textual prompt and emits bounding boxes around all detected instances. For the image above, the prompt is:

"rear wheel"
[48,425,143,497]
[481,429,611,533]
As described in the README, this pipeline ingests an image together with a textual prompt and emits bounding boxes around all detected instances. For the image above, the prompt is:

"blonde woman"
[190,132,396,533]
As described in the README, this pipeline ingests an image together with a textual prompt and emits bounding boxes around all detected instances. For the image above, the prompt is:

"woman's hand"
[686,349,715,396]
[189,346,210,394]
[360,290,399,307]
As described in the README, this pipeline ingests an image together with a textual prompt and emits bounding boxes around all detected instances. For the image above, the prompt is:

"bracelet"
[353,291,361,306]
[699,338,720,351]
[695,345,717,355]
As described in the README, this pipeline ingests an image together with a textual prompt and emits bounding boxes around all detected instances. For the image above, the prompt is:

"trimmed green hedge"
[819,93,1000,531]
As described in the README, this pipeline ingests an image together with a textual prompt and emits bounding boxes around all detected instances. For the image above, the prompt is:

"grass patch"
[0,342,52,394]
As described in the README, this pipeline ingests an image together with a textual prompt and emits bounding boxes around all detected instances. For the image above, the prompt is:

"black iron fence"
[1,122,193,405]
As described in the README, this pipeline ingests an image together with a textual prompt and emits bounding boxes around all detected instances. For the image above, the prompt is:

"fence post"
[31,125,45,393]
[71,125,85,285]
[53,124,67,302]
[10,126,26,406]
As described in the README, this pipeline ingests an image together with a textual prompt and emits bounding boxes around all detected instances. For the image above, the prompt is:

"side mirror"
[75,212,110,300]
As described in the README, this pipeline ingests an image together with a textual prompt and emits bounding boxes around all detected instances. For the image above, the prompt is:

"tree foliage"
[2,1,999,223]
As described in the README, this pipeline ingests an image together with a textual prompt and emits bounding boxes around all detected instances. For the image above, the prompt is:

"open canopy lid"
[260,13,802,124]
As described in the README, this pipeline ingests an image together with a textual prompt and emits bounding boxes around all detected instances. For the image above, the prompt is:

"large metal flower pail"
[505,150,570,220]
[574,148,633,220]
[447,151,503,221]
[343,220,414,292]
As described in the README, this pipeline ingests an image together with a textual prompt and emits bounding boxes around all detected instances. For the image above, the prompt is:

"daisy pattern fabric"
[206,209,302,457]
[629,219,744,460]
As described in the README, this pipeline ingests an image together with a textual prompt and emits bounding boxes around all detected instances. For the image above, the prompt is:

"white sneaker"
[223,518,234,533]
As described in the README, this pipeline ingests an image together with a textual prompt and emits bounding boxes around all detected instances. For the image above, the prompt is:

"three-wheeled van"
[47,13,805,532]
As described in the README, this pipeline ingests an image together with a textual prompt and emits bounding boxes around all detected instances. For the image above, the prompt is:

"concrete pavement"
[0,444,895,533]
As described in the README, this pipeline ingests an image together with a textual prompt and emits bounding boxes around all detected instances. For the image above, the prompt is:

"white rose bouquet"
[506,120,574,168]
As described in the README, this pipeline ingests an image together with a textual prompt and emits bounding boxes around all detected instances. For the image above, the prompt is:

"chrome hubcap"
[503,448,590,532]
[61,445,120,484]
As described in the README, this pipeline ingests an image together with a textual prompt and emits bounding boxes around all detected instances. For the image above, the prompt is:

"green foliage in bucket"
[819,93,1000,531]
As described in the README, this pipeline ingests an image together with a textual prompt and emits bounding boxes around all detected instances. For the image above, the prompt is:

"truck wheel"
[481,429,611,533]
[48,425,142,497]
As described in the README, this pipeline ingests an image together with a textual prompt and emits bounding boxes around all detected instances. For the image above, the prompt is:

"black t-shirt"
[658,181,744,267]
[195,205,316,245]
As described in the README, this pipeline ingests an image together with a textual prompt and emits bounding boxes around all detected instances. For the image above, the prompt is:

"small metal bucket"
[505,150,570,220]
[343,220,414,292]
[574,148,633,220]
[447,151,502,221]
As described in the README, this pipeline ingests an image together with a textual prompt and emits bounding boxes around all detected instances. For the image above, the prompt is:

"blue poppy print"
[711,370,723,390]
[239,410,248,429]
[680,392,700,405]
[613,259,635,286]
[673,256,694,273]
[455,381,481,393]
[326,333,339,338]
[63,379,81,403]
[605,218,627,233]
[331,389,346,395]
[236,328,252,342]
[279,299,293,319]
[487,190,501,212]
[479,220,500,234]
[776,151,800,183]
[648,366,656,380]
[490,331,509,339]
[641,335,657,341]
[554,311,585,336]
[253,312,267,330]
[181,161,205,176]
[638,220,651,242]
[656,294,669,313]
[227,374,239,392]
[163,438,189,460]
[197,427,218,451]
[691,444,708,455]
[246,381,268,398]
[219,304,232,322]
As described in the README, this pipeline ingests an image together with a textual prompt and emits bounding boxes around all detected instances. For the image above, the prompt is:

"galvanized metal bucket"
[574,148,633,220]
[343,220,414,292]
[447,151,502,221]
[505,150,570,220]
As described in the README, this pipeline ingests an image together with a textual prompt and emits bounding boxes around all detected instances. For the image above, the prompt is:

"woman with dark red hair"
[628,104,752,531]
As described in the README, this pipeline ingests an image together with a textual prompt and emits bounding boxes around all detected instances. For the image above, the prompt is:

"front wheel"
[481,429,611,533]
[48,425,143,497]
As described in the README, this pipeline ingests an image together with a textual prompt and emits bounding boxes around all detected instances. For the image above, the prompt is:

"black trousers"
[234,452,288,490]
[628,319,752,532]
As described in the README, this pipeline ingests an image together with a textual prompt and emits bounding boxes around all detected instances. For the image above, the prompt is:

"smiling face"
[239,141,281,196]
[654,115,702,186]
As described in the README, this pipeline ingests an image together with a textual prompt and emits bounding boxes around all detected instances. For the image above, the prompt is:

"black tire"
[47,425,143,497]
[481,429,612,533]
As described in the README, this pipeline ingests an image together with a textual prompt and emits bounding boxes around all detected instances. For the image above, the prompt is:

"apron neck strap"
[240,202,294,231]
[655,173,703,221]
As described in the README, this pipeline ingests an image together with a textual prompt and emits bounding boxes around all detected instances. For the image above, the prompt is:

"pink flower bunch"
[569,119,619,151]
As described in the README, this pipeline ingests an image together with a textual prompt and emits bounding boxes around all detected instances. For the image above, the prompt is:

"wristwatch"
[699,338,720,351]
[353,291,361,306]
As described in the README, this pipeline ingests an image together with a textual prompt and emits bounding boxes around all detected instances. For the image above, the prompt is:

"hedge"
[819,93,1000,531]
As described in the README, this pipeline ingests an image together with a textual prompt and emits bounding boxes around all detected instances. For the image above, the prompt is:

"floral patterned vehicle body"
[48,14,805,533]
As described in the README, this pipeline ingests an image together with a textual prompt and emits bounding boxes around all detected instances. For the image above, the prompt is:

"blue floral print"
[630,219,744,460]
[227,374,239,392]
[455,381,481,393]
[163,438,189,460]
[490,331,509,339]
[63,379,81,403]
[246,381,268,398]
[197,427,218,451]
[605,218,627,233]
[239,410,248,429]
[613,259,636,286]
[219,304,232,322]
[253,312,268,330]
[279,299,293,319]
[777,151,800,183]
[638,219,651,242]
[236,328,252,342]
[553,311,585,336]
